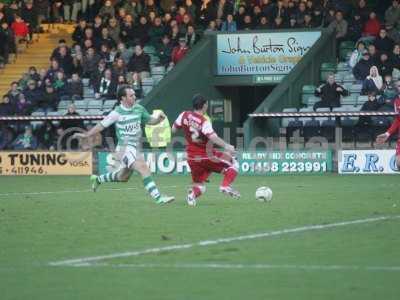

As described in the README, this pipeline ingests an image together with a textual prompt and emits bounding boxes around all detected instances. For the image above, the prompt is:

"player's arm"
[171,112,184,134]
[146,111,166,125]
[73,111,117,139]
[208,133,235,154]
[376,118,400,144]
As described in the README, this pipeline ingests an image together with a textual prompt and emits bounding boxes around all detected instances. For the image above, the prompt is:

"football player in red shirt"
[172,94,240,206]
[376,88,400,169]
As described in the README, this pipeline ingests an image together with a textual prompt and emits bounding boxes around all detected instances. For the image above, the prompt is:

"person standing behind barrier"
[313,73,349,110]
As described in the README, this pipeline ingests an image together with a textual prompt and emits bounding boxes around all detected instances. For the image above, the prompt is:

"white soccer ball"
[255,186,273,202]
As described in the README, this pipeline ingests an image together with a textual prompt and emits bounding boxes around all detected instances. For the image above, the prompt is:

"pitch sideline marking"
[49,215,400,267]
[69,262,400,272]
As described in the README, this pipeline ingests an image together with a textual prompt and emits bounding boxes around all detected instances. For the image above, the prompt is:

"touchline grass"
[0,174,399,300]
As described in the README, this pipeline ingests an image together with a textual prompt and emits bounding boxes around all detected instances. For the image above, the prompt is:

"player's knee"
[135,160,150,176]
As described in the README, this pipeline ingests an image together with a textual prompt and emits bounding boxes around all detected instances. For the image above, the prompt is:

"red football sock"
[221,167,238,187]
[192,185,204,198]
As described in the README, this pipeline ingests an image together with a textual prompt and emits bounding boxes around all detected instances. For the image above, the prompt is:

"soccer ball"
[255,186,273,202]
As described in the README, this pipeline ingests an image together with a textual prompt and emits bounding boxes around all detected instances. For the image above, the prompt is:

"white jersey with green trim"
[100,103,151,147]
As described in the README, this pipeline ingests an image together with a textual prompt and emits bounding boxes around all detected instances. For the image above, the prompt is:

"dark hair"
[117,84,132,101]
[192,94,207,110]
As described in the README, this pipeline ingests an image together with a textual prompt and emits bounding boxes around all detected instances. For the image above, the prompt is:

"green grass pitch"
[0,174,399,300]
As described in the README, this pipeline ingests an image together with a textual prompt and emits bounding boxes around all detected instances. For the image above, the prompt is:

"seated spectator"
[72,19,87,45]
[171,37,189,66]
[59,104,84,150]
[7,81,21,104]
[45,59,61,82]
[0,95,14,116]
[11,126,37,150]
[116,42,133,65]
[257,15,270,30]
[157,35,173,66]
[185,25,198,48]
[0,125,14,150]
[353,51,373,81]
[205,20,218,32]
[53,71,68,99]
[27,66,40,82]
[90,59,106,87]
[127,44,150,80]
[367,44,380,65]
[14,93,32,115]
[94,68,117,100]
[135,15,151,46]
[385,22,400,45]
[347,13,363,42]
[357,92,381,126]
[51,45,73,77]
[67,73,84,100]
[384,0,400,29]
[0,21,16,64]
[377,52,394,77]
[361,66,383,95]
[313,73,349,110]
[391,44,400,69]
[221,14,237,32]
[241,14,254,30]
[107,18,121,45]
[37,121,57,150]
[11,15,29,49]
[374,28,395,53]
[363,12,381,37]
[23,80,43,104]
[21,1,38,40]
[128,72,142,98]
[328,11,348,50]
[39,84,60,111]
[380,75,397,110]
[82,47,101,78]
[99,0,115,20]
[349,41,366,68]
[272,16,285,29]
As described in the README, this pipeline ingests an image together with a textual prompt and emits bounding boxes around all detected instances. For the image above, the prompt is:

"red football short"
[188,151,233,184]
[396,141,400,156]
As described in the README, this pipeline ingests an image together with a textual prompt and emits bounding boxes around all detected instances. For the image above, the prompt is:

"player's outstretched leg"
[187,184,206,207]
[134,160,174,205]
[219,166,240,198]
[91,169,132,192]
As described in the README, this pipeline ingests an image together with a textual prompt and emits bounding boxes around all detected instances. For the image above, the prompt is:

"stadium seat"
[336,62,350,73]
[334,73,344,83]
[341,95,357,106]
[349,84,362,94]
[102,99,117,111]
[87,108,102,115]
[305,96,320,107]
[151,66,166,76]
[320,62,336,81]
[302,120,320,142]
[340,118,355,142]
[87,99,103,110]
[315,107,331,123]
[320,119,336,142]
[152,75,164,85]
[31,111,45,116]
[82,78,90,87]
[58,100,72,110]
[301,85,316,105]
[357,95,368,106]
[143,45,156,55]
[74,100,87,110]
[339,41,355,61]
[281,108,298,127]
[142,78,154,96]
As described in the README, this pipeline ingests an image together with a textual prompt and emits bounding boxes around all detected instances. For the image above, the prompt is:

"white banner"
[338,150,399,174]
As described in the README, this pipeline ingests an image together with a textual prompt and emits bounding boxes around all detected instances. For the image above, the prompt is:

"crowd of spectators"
[1,0,400,150]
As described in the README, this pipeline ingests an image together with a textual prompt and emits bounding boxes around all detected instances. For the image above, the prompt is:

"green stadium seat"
[301,85,316,104]
[341,95,357,106]
[339,41,355,61]
[349,84,362,94]
[320,62,337,81]
[357,95,368,106]
[143,45,156,55]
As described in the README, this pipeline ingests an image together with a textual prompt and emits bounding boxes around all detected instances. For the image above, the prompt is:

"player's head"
[192,94,208,113]
[117,84,136,107]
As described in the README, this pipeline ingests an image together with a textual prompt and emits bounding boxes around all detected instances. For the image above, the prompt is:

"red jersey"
[387,97,400,138]
[173,111,215,158]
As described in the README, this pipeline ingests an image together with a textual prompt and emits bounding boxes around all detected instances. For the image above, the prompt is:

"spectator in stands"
[116,42,133,64]
[82,47,101,78]
[171,37,189,66]
[355,0,371,23]
[7,81,21,105]
[185,24,198,48]
[374,28,395,53]
[347,13,363,42]
[120,14,135,47]
[313,73,349,110]
[11,15,29,50]
[94,68,117,100]
[0,125,14,150]
[128,71,142,99]
[363,11,381,38]
[0,95,14,116]
[377,52,394,77]
[99,0,115,19]
[361,66,383,95]
[52,45,73,76]
[112,57,127,78]
[53,71,68,99]
[107,18,120,44]
[123,0,142,19]
[367,44,380,65]
[392,44,400,68]
[67,73,84,100]
[27,66,40,82]
[37,121,57,150]
[349,41,366,68]
[60,103,84,131]
[90,59,106,87]
[127,44,150,80]
[381,74,397,104]
[272,16,285,29]
[59,103,84,149]
[23,80,43,104]
[72,19,87,44]
[14,93,32,115]
[21,1,38,41]
[39,83,60,111]
[135,15,150,46]
[385,0,400,28]
[221,13,237,32]
[46,59,61,82]
[11,125,37,150]
[358,92,381,126]
[353,51,373,81]
[328,11,348,51]
[385,22,400,44]
[157,34,173,66]
[241,14,254,30]
[0,21,15,64]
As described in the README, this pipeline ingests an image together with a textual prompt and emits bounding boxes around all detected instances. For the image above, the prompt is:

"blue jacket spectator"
[221,14,237,32]
[11,126,38,150]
